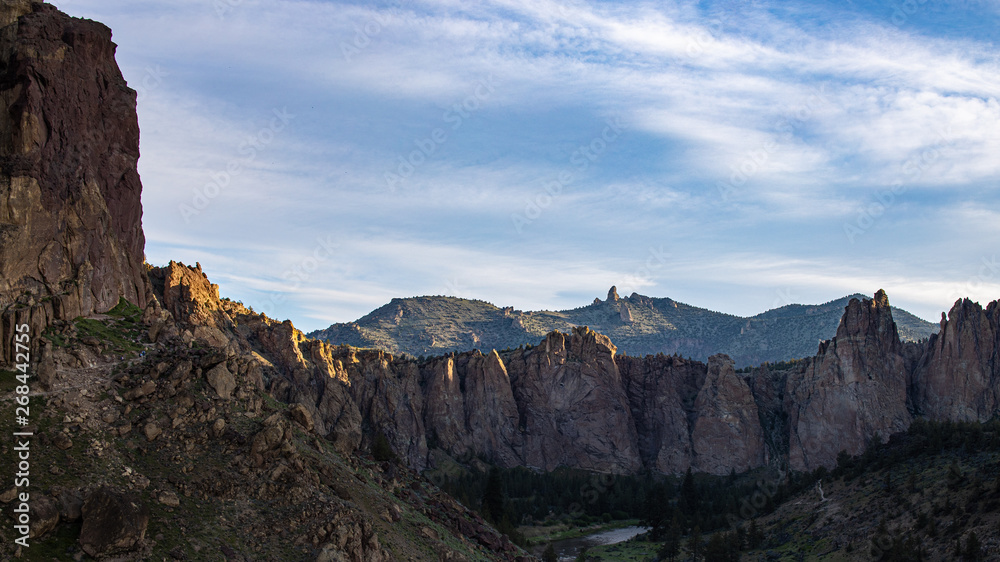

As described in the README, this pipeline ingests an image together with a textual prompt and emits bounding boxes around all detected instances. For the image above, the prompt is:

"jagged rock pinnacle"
[607,286,620,302]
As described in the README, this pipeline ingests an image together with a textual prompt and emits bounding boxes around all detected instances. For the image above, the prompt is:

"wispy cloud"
[56,0,1000,330]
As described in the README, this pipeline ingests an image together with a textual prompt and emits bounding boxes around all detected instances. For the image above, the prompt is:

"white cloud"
[54,0,1000,330]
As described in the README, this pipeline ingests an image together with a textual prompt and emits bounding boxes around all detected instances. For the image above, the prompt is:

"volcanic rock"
[206,361,236,399]
[28,495,59,538]
[913,298,1000,421]
[79,487,150,557]
[0,1,149,363]
[784,290,911,470]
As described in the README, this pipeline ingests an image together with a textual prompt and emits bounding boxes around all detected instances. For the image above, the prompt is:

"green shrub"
[371,431,396,462]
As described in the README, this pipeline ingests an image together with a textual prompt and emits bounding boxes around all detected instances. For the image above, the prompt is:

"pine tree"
[688,526,702,561]
[642,483,670,539]
[542,543,557,562]
[371,431,395,462]
[658,516,682,562]
[482,468,504,523]
[681,468,698,517]
[703,532,728,562]
[964,531,982,561]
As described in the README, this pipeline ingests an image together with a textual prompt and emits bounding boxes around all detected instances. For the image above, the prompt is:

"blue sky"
[55,0,1000,331]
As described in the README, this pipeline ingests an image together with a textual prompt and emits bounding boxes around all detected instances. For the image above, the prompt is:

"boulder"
[28,495,59,538]
[206,362,236,400]
[56,488,84,522]
[290,403,314,432]
[79,487,150,557]
[144,422,162,442]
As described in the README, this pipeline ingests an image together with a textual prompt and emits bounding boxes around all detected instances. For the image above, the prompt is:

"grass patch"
[107,297,143,318]
[42,325,69,348]
[0,369,19,393]
[74,299,147,355]
[25,520,83,559]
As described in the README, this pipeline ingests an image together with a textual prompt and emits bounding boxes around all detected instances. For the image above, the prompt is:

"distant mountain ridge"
[308,287,938,367]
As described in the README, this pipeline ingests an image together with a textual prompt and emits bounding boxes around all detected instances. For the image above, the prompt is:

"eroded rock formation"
[913,298,1000,421]
[153,267,1000,475]
[0,1,148,362]
[784,290,912,470]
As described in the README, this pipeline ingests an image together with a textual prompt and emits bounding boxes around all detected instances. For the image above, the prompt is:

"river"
[531,525,649,561]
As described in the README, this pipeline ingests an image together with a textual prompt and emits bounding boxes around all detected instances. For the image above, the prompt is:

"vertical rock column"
[0,1,149,363]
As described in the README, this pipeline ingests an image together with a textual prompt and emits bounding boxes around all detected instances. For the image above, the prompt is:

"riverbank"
[519,519,642,546]
[527,525,650,561]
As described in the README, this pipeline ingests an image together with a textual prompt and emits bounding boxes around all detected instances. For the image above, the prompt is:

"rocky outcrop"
[78,487,150,557]
[310,289,939,369]
[0,1,149,363]
[618,353,702,474]
[151,265,1000,476]
[912,298,1000,421]
[505,327,641,473]
[459,350,522,467]
[617,353,767,475]
[784,291,912,470]
[690,355,766,473]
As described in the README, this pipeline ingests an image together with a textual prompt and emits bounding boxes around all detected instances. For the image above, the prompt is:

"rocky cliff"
[783,290,912,470]
[1,7,997,549]
[152,271,1000,475]
[912,298,1000,421]
[0,4,530,558]
[0,0,148,363]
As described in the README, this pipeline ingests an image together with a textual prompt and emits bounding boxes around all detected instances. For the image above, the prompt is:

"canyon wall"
[151,262,1000,475]
[0,1,149,363]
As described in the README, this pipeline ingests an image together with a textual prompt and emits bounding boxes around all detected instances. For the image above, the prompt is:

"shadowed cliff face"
[784,290,912,471]
[149,268,1000,476]
[7,2,992,479]
[0,1,148,362]
[913,299,1000,421]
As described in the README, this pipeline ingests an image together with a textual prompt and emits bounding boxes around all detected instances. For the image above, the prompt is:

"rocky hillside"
[746,421,1000,561]
[574,419,1000,561]
[308,287,937,368]
[1,2,999,560]
[1,262,528,560]
[0,3,529,560]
